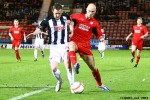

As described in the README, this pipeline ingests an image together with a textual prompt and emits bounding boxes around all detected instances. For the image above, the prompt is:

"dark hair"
[52,3,62,11]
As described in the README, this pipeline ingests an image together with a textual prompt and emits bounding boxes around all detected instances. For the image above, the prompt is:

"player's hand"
[126,37,129,41]
[140,36,144,39]
[10,37,14,41]
[24,38,27,42]
[101,29,104,33]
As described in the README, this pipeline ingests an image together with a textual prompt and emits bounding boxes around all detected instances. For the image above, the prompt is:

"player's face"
[86,5,96,19]
[137,18,142,25]
[53,9,62,20]
[14,20,19,26]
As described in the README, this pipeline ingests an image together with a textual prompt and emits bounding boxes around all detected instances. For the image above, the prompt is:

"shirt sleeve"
[40,18,49,32]
[9,28,12,34]
[131,25,134,33]
[93,21,102,39]
[70,14,78,21]
[21,28,25,35]
[143,26,148,34]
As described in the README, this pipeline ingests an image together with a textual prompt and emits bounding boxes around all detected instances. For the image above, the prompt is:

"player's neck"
[137,24,142,27]
[85,14,92,20]
[14,25,18,28]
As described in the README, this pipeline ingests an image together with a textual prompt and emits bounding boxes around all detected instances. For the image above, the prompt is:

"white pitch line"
[8,86,55,100]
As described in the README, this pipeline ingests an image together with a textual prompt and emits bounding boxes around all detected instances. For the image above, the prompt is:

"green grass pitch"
[0,49,150,100]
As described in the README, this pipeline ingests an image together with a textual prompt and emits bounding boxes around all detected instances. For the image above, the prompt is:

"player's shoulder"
[71,13,84,17]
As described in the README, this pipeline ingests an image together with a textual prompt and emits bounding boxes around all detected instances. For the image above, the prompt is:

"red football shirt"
[70,13,102,43]
[9,26,25,40]
[132,25,148,41]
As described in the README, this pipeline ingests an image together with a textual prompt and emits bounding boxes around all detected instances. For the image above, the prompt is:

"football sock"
[34,49,37,59]
[131,51,135,58]
[15,50,20,59]
[92,69,102,86]
[101,52,104,58]
[52,69,62,82]
[136,56,140,64]
[69,51,77,66]
[66,68,74,86]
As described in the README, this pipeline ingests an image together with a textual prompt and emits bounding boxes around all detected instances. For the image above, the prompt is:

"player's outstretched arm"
[23,32,26,42]
[41,31,48,35]
[126,32,133,41]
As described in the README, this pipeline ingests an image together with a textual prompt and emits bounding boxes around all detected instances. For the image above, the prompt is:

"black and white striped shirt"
[36,33,43,39]
[40,15,69,44]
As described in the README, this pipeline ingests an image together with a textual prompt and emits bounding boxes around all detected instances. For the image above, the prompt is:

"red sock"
[136,56,140,64]
[15,50,20,59]
[92,69,102,86]
[69,51,77,66]
[131,51,135,58]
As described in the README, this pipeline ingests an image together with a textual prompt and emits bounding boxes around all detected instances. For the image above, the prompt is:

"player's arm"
[40,18,48,33]
[8,29,14,41]
[141,32,148,39]
[8,32,13,41]
[92,22,103,40]
[26,33,34,38]
[126,32,133,41]
[141,26,149,39]
[68,20,74,38]
[41,31,48,35]
[23,32,26,42]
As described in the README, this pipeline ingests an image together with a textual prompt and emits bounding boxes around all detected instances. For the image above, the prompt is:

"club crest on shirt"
[90,21,93,25]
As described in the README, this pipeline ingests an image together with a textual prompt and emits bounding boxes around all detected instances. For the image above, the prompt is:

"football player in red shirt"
[126,17,148,67]
[9,19,26,61]
[69,3,110,92]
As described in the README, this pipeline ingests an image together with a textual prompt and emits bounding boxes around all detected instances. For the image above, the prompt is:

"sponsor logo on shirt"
[135,30,140,33]
[14,31,19,34]
[54,25,65,31]
[78,24,90,31]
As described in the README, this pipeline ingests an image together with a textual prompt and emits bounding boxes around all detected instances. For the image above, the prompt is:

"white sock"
[66,69,74,87]
[101,52,104,58]
[52,69,62,82]
[34,49,37,59]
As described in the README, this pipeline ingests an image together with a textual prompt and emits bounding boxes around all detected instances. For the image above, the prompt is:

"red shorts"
[12,39,21,48]
[74,41,93,56]
[132,39,143,50]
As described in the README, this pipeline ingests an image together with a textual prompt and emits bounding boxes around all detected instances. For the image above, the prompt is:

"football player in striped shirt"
[26,20,48,61]
[40,3,74,92]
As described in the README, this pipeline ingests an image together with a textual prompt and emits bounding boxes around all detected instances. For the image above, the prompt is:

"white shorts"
[49,43,69,64]
[98,42,106,51]
[34,38,44,48]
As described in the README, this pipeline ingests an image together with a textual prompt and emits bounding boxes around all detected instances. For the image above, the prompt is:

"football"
[71,82,84,94]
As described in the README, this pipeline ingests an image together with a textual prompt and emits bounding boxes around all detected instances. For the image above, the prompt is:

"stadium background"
[0,0,150,49]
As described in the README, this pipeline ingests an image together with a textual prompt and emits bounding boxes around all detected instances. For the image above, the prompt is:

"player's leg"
[34,45,38,61]
[50,61,62,92]
[134,41,143,67]
[130,45,136,63]
[69,41,80,74]
[134,49,141,67]
[64,52,74,92]
[82,55,110,91]
[39,39,44,58]
[14,47,21,61]
[14,41,21,61]
[49,45,63,92]
[99,50,104,59]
